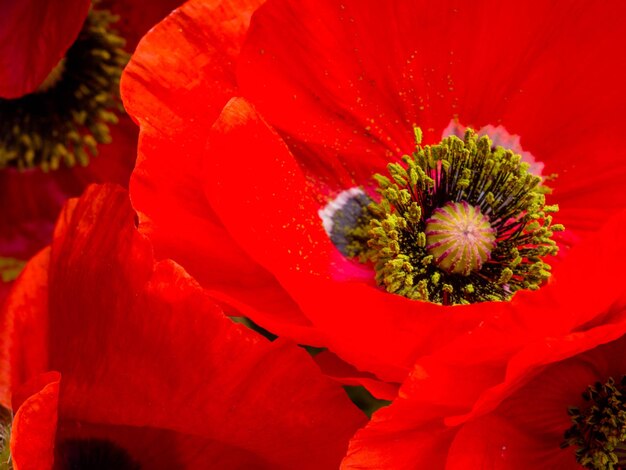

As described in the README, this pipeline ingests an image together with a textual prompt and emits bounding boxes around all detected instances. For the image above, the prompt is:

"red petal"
[10,372,60,470]
[344,309,626,469]
[7,184,366,467]
[340,336,510,468]
[343,393,456,470]
[120,0,318,343]
[446,414,571,470]
[489,3,626,237]
[121,0,262,131]
[449,321,626,427]
[447,337,626,468]
[0,249,50,410]
[548,209,626,330]
[0,0,91,98]
[204,97,336,279]
[239,0,419,190]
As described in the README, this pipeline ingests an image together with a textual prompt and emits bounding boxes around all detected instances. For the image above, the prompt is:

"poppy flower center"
[561,376,626,469]
[55,438,141,470]
[425,201,496,276]
[0,8,128,171]
[327,128,563,305]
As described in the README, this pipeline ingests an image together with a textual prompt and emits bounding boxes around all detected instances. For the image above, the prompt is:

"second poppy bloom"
[0,0,181,293]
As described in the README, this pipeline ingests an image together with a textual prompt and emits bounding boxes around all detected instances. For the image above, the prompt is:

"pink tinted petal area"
[5,184,366,467]
[0,170,62,260]
[10,372,60,470]
[0,0,91,98]
[121,0,324,344]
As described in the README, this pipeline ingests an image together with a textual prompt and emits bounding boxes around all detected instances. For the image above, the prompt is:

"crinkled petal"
[121,0,321,343]
[10,372,60,470]
[5,184,366,468]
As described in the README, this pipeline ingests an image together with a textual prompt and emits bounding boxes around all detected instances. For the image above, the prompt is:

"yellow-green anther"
[344,127,563,305]
[413,126,423,144]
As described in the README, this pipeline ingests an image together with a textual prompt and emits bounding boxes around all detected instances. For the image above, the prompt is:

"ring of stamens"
[561,376,626,469]
[343,127,563,305]
[0,8,128,171]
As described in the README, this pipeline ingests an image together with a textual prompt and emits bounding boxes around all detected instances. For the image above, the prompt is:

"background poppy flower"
[0,184,366,469]
[344,318,626,469]
[121,0,626,389]
[342,209,626,469]
[0,0,181,298]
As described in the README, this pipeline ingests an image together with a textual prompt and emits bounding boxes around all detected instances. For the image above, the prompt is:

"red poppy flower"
[345,328,626,469]
[0,0,181,294]
[343,209,626,469]
[0,183,366,469]
[121,0,626,390]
